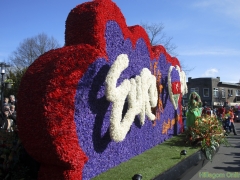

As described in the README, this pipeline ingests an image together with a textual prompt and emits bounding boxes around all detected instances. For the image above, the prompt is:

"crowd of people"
[217,105,237,135]
[0,95,17,132]
[183,91,238,136]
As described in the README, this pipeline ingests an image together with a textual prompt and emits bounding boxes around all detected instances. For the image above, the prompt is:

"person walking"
[224,106,237,135]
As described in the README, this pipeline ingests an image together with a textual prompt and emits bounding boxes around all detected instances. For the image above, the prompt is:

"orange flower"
[195,121,199,126]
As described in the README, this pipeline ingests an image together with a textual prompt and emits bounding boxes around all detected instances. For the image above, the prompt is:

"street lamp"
[0,62,10,113]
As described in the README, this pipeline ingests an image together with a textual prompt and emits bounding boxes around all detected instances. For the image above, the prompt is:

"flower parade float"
[17,0,188,179]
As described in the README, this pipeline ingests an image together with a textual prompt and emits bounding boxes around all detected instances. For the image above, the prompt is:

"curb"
[152,148,219,180]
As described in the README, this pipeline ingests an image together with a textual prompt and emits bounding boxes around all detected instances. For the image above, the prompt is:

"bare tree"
[9,33,61,70]
[141,22,177,57]
[141,22,195,73]
[178,60,195,75]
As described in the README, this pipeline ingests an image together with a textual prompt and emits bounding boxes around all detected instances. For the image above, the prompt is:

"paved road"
[179,122,240,180]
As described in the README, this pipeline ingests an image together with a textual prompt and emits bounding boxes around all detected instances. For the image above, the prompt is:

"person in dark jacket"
[1,110,14,132]
[9,95,17,110]
[9,104,17,125]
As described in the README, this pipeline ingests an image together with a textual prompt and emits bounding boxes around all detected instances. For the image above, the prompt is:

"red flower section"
[171,82,181,94]
[65,0,152,60]
[18,45,104,179]
[151,45,180,67]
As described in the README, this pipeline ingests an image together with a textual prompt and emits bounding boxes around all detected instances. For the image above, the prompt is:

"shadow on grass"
[162,133,201,160]
[163,133,200,149]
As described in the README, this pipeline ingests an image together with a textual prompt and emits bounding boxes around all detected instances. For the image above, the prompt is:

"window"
[213,88,218,97]
[203,88,209,97]
[222,88,225,98]
[228,89,233,97]
[236,89,240,96]
[190,87,199,95]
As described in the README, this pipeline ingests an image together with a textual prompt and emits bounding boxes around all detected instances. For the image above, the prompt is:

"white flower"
[105,54,158,142]
[168,65,187,110]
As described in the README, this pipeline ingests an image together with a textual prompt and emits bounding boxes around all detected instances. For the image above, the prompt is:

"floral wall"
[17,0,187,179]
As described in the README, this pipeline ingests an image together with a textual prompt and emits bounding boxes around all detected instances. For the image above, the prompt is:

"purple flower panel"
[171,67,180,83]
[74,21,181,179]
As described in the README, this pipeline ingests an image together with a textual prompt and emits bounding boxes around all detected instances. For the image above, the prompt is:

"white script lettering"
[105,54,158,142]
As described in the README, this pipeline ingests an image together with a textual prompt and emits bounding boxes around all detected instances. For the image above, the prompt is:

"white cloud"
[192,1,216,8]
[179,47,240,56]
[201,68,218,77]
[192,0,240,21]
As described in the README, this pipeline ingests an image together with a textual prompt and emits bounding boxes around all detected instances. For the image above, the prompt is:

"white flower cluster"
[168,65,188,110]
[180,69,188,96]
[105,54,158,142]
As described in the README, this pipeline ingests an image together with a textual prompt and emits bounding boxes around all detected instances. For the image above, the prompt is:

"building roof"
[218,82,240,87]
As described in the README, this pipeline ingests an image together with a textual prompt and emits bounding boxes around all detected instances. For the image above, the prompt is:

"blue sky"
[0,0,240,83]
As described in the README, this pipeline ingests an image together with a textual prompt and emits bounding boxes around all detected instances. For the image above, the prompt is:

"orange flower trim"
[150,61,164,126]
[162,118,176,134]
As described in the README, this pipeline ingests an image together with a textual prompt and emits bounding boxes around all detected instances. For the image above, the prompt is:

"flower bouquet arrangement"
[185,114,229,160]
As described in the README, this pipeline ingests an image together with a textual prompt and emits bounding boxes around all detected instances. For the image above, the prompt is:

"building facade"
[182,77,240,108]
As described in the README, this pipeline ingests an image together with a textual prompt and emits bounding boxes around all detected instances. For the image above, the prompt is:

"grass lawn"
[93,133,200,180]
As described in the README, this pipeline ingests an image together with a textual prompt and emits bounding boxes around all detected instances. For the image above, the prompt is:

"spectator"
[2,104,10,112]
[9,104,17,125]
[9,95,17,109]
[182,106,187,130]
[202,101,208,107]
[1,110,14,132]
[213,108,217,116]
[224,106,237,135]
[2,97,10,112]
[3,97,10,107]
[217,105,225,117]
[202,106,211,116]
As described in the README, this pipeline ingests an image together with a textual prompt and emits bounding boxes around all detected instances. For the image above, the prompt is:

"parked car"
[234,110,240,122]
